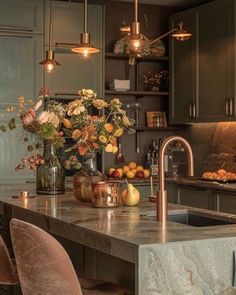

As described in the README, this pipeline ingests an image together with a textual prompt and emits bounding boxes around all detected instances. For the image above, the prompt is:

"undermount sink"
[139,211,236,227]
[168,213,235,227]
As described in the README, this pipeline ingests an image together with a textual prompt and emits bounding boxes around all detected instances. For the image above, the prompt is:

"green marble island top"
[1,183,236,262]
[1,183,236,294]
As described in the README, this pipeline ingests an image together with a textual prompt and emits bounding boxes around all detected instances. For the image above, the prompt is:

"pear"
[121,181,140,206]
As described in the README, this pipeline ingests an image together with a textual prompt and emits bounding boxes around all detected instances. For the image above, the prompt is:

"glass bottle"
[36,143,65,195]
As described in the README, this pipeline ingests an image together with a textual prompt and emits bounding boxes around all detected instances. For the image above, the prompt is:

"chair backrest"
[0,235,19,285]
[10,218,83,295]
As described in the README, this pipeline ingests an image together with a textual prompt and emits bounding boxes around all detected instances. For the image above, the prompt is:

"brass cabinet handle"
[225,98,230,116]
[188,102,193,118]
[229,98,234,116]
[192,101,197,119]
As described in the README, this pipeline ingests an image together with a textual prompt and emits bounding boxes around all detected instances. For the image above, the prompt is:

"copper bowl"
[73,175,105,202]
[91,181,120,208]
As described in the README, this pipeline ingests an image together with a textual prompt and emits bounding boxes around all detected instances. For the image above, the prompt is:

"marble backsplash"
[176,122,236,176]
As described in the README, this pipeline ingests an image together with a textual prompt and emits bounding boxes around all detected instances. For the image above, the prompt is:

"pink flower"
[22,109,35,125]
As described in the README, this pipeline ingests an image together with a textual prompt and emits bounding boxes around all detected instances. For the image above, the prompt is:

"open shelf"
[105,90,169,97]
[105,52,169,62]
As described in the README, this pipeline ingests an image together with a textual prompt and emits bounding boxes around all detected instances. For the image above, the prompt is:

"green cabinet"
[0,0,44,182]
[178,186,212,209]
[0,0,44,34]
[170,0,236,124]
[216,192,236,214]
[169,10,196,124]
[197,0,235,121]
[0,34,43,107]
[44,1,104,97]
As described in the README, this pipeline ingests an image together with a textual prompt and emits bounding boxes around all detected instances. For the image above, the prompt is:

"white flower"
[67,100,86,116]
[33,99,43,111]
[78,89,97,100]
[37,111,59,127]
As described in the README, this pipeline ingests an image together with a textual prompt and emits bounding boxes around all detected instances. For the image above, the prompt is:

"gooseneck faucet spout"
[157,136,194,222]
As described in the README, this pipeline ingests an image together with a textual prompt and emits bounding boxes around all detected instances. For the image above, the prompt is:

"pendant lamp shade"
[172,22,192,41]
[71,0,100,57]
[39,1,60,73]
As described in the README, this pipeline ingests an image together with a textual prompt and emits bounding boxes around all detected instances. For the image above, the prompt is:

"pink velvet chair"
[0,235,19,285]
[10,219,132,295]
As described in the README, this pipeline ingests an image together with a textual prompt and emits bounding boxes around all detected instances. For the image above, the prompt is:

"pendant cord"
[49,0,53,51]
[84,0,88,33]
[134,0,138,23]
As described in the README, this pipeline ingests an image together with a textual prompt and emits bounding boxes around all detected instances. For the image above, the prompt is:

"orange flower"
[104,123,113,133]
[63,118,72,129]
[92,143,99,149]
[72,129,82,140]
[78,145,89,155]
[109,136,117,146]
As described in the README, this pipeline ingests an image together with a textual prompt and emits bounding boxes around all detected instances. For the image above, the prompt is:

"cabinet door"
[45,1,103,49]
[169,11,196,124]
[44,1,104,97]
[217,192,236,214]
[197,0,234,121]
[0,0,44,34]
[0,34,43,181]
[0,34,43,106]
[166,183,178,204]
[179,186,212,209]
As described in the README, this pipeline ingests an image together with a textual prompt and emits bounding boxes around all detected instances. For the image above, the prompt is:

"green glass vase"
[36,143,65,195]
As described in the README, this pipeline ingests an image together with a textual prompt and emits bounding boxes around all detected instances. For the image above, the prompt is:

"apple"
[112,170,120,179]
[136,170,145,178]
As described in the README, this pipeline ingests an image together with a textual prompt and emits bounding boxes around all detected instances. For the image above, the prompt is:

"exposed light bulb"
[43,61,56,73]
[130,38,141,53]
[80,48,91,59]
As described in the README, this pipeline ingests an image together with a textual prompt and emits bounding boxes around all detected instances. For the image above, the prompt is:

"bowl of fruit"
[201,169,236,183]
[107,162,150,180]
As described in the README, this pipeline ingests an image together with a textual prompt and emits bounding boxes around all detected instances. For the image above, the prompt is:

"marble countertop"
[2,184,236,294]
[1,183,236,264]
[167,176,236,192]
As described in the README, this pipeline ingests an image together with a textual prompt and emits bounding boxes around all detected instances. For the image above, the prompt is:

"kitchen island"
[1,184,236,294]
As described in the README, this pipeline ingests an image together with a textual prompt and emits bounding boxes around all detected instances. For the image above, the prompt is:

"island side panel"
[138,239,236,295]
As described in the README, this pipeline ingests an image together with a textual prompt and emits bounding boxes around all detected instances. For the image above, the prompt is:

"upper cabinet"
[44,1,104,97]
[169,10,196,124]
[0,0,44,34]
[170,0,236,124]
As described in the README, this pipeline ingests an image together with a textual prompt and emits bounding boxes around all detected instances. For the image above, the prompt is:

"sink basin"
[168,213,235,227]
[139,211,236,227]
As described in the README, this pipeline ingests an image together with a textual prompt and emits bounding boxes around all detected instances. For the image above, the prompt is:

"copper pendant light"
[71,0,100,58]
[172,22,192,41]
[39,0,60,73]
[129,0,148,54]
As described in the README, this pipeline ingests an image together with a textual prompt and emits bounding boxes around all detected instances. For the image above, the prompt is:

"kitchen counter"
[1,183,236,294]
[167,176,236,193]
[108,176,236,194]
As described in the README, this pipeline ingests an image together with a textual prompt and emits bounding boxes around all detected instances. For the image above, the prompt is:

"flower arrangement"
[63,89,135,156]
[143,70,169,91]
[5,89,134,170]
[6,95,66,170]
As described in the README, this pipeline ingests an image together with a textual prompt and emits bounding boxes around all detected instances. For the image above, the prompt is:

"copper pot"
[91,181,120,208]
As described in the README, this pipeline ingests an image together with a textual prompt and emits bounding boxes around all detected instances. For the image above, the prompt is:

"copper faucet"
[157,136,194,223]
